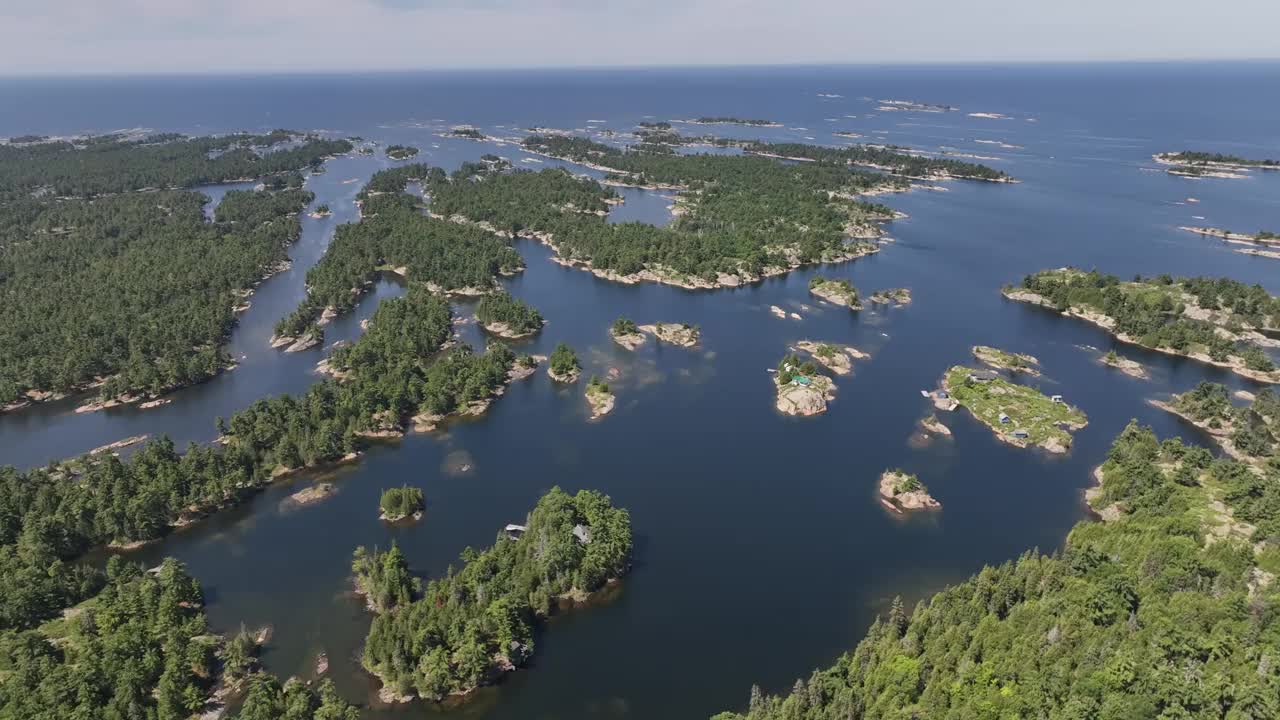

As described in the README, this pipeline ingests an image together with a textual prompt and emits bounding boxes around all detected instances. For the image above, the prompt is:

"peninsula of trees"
[0,556,360,719]
[1008,268,1280,382]
[272,165,522,346]
[362,487,632,702]
[1156,382,1280,464]
[0,131,351,411]
[715,421,1280,719]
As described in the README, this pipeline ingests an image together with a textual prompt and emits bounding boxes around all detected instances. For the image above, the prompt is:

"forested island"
[379,485,426,522]
[476,291,545,338]
[1008,268,1280,383]
[809,276,861,308]
[1155,150,1280,178]
[385,144,420,160]
[941,366,1087,453]
[548,343,582,382]
[361,487,631,702]
[683,117,782,127]
[715,421,1280,719]
[0,131,351,412]
[445,127,487,140]
[610,317,646,350]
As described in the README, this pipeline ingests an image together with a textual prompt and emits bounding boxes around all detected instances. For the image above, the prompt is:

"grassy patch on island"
[943,366,1086,450]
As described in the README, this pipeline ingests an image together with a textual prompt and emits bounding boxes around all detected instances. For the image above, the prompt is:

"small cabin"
[968,370,998,383]
[999,413,1011,424]
[1051,394,1064,404]
[937,391,949,399]
[1012,430,1030,439]
[504,523,527,538]
[572,524,593,544]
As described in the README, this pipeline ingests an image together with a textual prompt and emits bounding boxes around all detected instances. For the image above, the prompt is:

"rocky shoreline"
[878,470,940,512]
[773,372,835,416]
[1003,287,1280,384]
[791,340,867,375]
[972,345,1041,376]
[639,322,699,347]
[1100,352,1149,380]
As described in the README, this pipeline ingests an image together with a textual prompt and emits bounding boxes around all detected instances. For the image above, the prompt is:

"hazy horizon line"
[3,56,1278,80]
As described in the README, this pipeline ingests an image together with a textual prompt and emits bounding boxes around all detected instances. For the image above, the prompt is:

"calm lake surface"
[3,63,1280,719]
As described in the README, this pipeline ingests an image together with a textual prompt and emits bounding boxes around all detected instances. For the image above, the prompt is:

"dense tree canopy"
[1019,269,1278,374]
[0,131,351,406]
[273,167,521,340]
[476,291,544,335]
[362,487,632,701]
[714,422,1280,720]
[0,286,519,631]
[0,130,350,201]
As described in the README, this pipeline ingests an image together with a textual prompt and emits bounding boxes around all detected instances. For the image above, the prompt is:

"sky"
[1,0,1278,75]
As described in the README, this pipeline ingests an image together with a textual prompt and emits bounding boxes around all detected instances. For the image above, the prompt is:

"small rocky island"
[791,340,868,375]
[869,287,912,306]
[972,345,1041,376]
[940,365,1087,453]
[919,414,951,436]
[773,353,836,416]
[808,276,861,309]
[309,203,332,218]
[379,485,425,522]
[1100,350,1149,380]
[610,317,647,350]
[639,321,700,347]
[878,470,940,512]
[287,482,337,507]
[547,343,582,383]
[1180,226,1280,260]
[585,376,616,420]
[385,144,420,160]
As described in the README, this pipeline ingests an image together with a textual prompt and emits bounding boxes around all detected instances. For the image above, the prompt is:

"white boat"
[920,390,930,397]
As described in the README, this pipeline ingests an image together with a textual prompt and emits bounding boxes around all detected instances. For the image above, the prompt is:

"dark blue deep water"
[2,63,1279,719]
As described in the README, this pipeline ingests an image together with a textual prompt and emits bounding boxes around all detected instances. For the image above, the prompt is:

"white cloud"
[0,0,1276,75]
